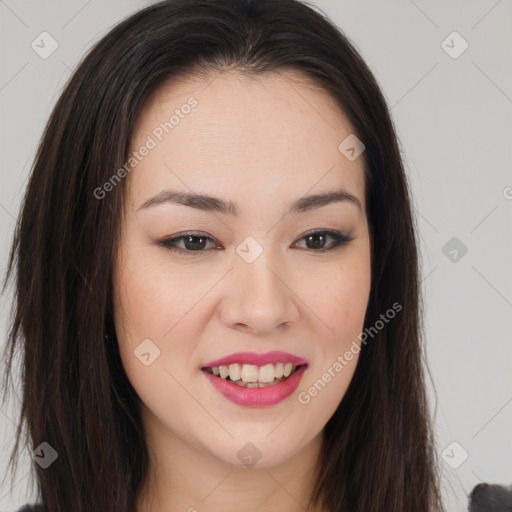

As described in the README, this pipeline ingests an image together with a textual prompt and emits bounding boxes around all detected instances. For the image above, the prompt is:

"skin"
[113,69,372,512]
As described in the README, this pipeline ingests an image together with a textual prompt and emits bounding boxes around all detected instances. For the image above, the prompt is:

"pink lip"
[202,351,308,368]
[202,364,307,407]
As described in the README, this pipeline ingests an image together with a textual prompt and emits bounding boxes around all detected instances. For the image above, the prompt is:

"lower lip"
[202,365,307,407]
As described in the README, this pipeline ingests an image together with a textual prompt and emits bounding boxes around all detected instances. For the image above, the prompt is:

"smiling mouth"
[202,362,307,388]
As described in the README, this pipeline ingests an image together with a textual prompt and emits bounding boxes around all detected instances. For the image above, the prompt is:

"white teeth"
[219,365,229,379]
[234,378,282,388]
[241,364,259,383]
[208,362,301,386]
[228,363,241,381]
[258,363,275,383]
[283,362,293,377]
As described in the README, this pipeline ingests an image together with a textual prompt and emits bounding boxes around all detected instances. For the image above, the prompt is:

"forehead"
[126,69,366,214]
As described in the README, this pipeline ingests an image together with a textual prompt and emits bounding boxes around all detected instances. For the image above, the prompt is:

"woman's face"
[113,69,371,469]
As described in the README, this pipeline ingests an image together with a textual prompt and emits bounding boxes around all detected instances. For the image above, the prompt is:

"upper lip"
[202,351,308,368]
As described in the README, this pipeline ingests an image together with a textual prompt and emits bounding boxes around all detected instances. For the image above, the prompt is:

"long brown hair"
[1,1,445,511]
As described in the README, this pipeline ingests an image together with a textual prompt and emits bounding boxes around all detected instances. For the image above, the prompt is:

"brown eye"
[293,230,353,252]
[159,233,219,255]
[159,229,353,256]
[180,235,209,251]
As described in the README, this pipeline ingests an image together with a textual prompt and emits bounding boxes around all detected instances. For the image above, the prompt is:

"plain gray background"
[1,1,511,511]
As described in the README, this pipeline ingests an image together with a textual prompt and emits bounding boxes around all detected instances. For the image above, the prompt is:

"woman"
[1,0,446,511]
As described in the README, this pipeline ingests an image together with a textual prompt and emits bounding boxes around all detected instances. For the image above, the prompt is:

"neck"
[136,408,326,512]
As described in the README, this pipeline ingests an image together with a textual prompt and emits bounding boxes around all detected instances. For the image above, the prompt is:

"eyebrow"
[136,187,363,216]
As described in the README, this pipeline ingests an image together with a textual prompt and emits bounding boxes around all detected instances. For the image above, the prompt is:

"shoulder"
[15,505,44,512]
[468,482,512,510]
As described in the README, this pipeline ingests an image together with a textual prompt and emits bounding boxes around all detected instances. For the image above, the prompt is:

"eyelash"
[158,229,353,256]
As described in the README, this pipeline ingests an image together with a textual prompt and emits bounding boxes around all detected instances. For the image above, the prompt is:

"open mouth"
[202,363,307,388]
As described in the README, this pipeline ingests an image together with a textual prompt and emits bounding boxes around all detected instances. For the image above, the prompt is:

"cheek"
[292,249,370,419]
[113,259,198,423]
[114,248,208,342]
[298,248,371,340]
[113,247,218,397]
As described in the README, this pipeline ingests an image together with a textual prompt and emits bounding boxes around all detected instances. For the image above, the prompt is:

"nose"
[219,248,300,335]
